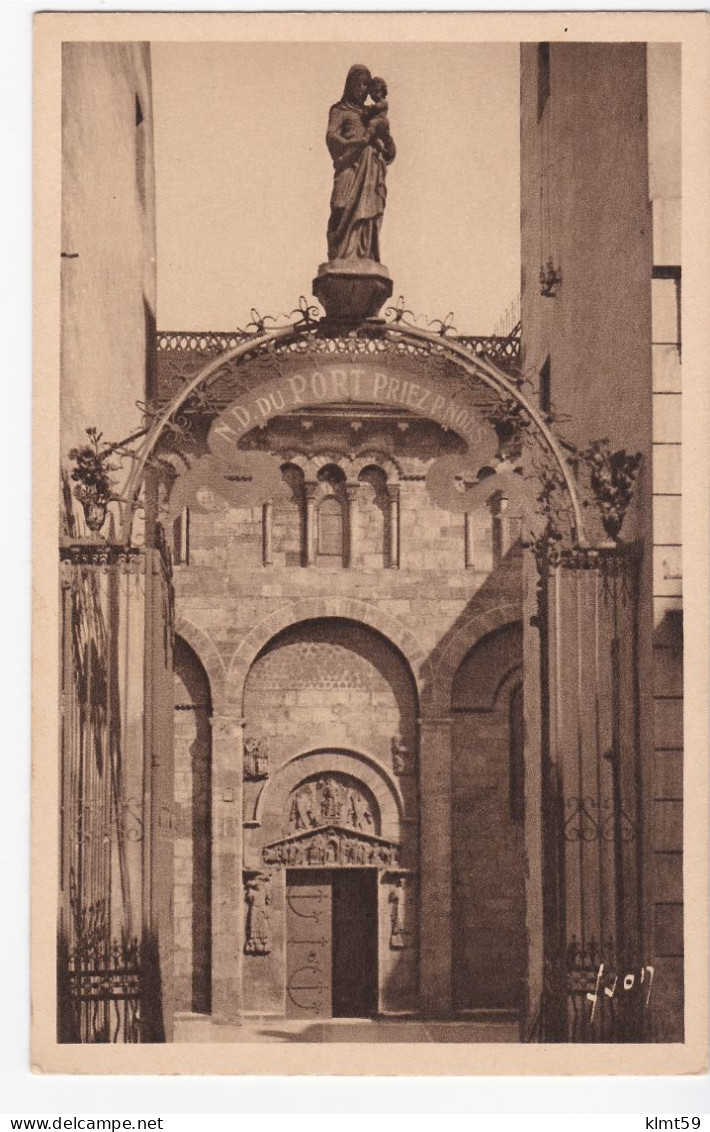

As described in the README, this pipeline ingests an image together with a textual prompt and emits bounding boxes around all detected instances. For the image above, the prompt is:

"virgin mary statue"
[326,65,396,263]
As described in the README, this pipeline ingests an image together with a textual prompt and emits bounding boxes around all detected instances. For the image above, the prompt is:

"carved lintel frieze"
[263,825,400,869]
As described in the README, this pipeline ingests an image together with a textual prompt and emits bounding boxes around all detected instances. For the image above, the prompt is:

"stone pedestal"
[312,259,393,322]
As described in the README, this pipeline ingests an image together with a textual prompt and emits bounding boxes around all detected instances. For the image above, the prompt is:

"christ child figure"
[365,76,395,159]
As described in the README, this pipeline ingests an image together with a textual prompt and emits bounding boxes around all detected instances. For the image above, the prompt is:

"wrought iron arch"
[120,315,589,546]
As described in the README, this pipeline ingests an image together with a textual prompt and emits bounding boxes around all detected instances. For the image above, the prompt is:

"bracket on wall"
[540,259,562,298]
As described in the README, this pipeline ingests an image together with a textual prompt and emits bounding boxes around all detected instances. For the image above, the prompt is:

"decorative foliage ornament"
[580,439,643,542]
[68,427,120,535]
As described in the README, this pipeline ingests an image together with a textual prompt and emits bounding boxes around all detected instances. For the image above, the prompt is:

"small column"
[262,501,273,566]
[303,483,318,566]
[344,484,360,567]
[492,493,510,566]
[464,511,475,569]
[386,484,400,568]
[209,713,245,1026]
[418,715,454,1016]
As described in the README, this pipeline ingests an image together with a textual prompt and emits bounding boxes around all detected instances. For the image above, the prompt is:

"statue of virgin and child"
[325,65,396,264]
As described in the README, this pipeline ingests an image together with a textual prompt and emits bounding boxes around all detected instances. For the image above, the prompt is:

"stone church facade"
[161,334,528,1028]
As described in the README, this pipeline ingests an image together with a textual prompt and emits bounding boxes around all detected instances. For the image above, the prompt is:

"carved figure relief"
[244,873,271,955]
[288,774,376,834]
[391,734,411,775]
[244,735,269,781]
[388,875,412,950]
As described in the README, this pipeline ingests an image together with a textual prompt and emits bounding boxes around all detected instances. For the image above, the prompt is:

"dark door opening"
[332,869,378,1018]
[285,869,378,1019]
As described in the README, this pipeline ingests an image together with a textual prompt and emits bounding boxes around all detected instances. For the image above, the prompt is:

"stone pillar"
[304,483,318,566]
[209,713,245,1026]
[386,484,400,568]
[262,501,273,566]
[539,547,643,1040]
[417,715,453,1016]
[464,511,475,569]
[345,484,360,567]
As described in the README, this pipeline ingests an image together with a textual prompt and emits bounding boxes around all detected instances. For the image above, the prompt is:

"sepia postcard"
[32,10,709,1076]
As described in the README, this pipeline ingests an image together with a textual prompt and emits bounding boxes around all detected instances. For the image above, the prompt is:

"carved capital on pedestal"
[209,715,245,740]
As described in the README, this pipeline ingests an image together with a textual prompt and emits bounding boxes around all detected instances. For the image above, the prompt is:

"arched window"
[273,463,305,566]
[357,465,389,568]
[318,496,344,559]
[315,464,347,565]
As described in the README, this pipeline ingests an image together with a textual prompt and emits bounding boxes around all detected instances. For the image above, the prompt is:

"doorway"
[285,869,378,1019]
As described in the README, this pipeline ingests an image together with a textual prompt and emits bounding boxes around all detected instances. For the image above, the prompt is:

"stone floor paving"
[174,1015,521,1043]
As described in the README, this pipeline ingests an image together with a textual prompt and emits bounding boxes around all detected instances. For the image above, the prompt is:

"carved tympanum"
[288,773,376,834]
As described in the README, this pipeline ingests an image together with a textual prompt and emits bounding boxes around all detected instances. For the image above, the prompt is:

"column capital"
[209,714,246,737]
[344,484,360,503]
[386,483,401,502]
[303,482,320,502]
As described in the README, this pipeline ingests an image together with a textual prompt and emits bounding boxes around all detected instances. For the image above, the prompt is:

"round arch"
[226,597,425,711]
[174,616,226,714]
[256,747,404,844]
[420,599,523,716]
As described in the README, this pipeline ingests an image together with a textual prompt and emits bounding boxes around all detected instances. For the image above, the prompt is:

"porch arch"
[420,599,523,716]
[174,615,227,715]
[226,596,426,711]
